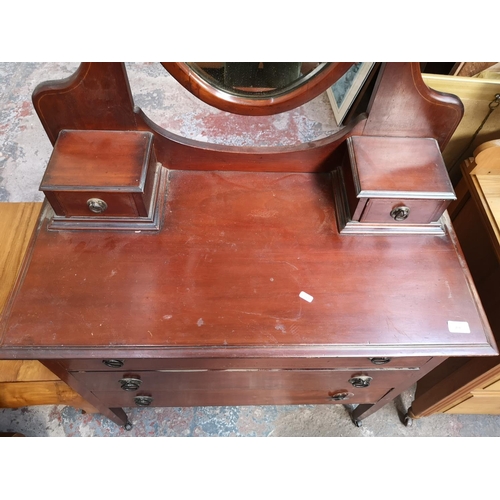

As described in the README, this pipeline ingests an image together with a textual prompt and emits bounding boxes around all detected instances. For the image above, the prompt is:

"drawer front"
[53,191,140,218]
[92,388,382,407]
[63,356,432,372]
[40,130,156,219]
[73,368,420,407]
[360,198,448,224]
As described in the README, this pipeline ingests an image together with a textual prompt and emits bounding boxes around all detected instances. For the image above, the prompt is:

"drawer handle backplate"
[102,359,124,368]
[369,357,391,365]
[87,198,108,214]
[134,396,153,407]
[329,391,354,401]
[119,377,142,391]
[349,375,373,388]
[390,206,410,221]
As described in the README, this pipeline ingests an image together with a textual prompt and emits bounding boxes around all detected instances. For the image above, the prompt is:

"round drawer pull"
[102,359,124,368]
[329,391,354,401]
[369,357,391,365]
[134,396,153,407]
[119,377,142,391]
[349,375,373,388]
[87,198,108,214]
[390,206,410,221]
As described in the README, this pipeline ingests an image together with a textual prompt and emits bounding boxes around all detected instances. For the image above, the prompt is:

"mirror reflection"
[187,62,328,97]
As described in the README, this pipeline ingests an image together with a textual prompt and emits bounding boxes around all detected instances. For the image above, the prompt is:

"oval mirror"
[162,62,354,115]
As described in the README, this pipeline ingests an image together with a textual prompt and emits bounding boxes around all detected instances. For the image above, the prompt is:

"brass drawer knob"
[87,198,108,214]
[119,377,142,391]
[369,357,391,365]
[102,359,124,368]
[349,375,373,388]
[329,391,354,401]
[134,396,153,407]
[390,206,410,221]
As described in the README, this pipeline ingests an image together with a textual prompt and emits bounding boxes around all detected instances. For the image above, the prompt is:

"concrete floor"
[2,62,500,437]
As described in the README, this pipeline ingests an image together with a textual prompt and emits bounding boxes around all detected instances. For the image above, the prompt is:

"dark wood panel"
[54,191,139,217]
[40,131,157,218]
[363,63,463,150]
[93,388,384,407]
[62,356,431,372]
[360,198,448,224]
[41,130,153,188]
[74,367,417,391]
[135,109,365,173]
[79,368,421,407]
[349,136,454,195]
[32,63,137,145]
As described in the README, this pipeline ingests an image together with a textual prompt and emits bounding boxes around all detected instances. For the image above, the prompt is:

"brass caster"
[353,419,362,428]
[124,421,133,431]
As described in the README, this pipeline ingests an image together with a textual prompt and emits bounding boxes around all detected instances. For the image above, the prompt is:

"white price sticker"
[448,321,471,334]
[299,291,314,303]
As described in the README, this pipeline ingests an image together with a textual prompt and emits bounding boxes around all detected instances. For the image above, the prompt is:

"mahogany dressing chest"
[0,62,496,429]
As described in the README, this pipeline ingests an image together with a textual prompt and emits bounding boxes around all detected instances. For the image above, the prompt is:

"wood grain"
[466,142,500,260]
[0,380,96,411]
[0,203,42,313]
[32,63,137,145]
[0,203,96,411]
[364,63,463,150]
[0,360,59,382]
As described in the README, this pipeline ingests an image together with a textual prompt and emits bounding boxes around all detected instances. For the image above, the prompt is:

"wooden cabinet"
[0,63,497,429]
[445,377,500,414]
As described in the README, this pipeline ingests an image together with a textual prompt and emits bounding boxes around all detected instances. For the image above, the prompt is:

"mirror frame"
[161,62,355,115]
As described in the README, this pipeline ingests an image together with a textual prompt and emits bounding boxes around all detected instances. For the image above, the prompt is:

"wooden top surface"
[350,136,455,198]
[40,130,153,190]
[0,171,495,358]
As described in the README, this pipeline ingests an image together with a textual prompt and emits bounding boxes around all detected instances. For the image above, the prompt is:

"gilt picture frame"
[327,62,375,126]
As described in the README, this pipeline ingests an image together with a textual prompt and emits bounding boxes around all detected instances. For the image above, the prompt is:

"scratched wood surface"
[1,172,495,357]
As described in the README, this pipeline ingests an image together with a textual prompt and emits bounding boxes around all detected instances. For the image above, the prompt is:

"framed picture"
[327,63,376,126]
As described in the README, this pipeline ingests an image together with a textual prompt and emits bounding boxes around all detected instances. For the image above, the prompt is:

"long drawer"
[92,388,384,407]
[62,356,432,372]
[73,368,420,407]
